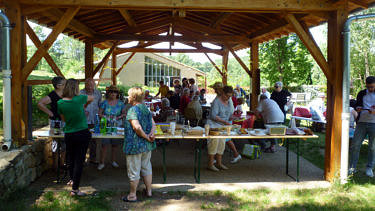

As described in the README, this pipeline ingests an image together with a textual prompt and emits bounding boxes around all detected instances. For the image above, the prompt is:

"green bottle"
[100,116,107,135]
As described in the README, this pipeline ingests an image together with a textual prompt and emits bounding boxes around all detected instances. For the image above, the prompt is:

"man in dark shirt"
[167,90,180,110]
[271,81,292,119]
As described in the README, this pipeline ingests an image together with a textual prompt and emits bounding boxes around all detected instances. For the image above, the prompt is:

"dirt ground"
[28,140,329,210]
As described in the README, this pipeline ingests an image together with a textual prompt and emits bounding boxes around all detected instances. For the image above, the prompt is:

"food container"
[265,124,287,135]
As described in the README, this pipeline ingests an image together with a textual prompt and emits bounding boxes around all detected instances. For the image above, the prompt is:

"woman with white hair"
[156,98,176,122]
[123,87,156,201]
[271,81,292,119]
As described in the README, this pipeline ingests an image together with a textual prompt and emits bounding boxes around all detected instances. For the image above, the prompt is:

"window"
[144,56,181,87]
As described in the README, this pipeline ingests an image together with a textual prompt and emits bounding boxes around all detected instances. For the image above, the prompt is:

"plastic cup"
[204,124,210,136]
[225,125,232,135]
[170,122,176,135]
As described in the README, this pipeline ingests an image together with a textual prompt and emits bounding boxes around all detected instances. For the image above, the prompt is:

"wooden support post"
[325,7,348,181]
[4,0,25,146]
[85,40,94,79]
[21,16,30,140]
[250,42,260,111]
[222,50,229,85]
[112,51,117,85]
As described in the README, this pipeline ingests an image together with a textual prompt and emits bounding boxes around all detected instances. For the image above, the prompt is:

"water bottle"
[94,114,100,134]
[100,116,107,135]
[106,115,112,134]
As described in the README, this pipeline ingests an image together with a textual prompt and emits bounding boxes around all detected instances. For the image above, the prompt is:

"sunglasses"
[108,90,119,93]
[274,86,279,88]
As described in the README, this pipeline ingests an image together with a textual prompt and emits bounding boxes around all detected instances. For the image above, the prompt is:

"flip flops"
[122,196,137,203]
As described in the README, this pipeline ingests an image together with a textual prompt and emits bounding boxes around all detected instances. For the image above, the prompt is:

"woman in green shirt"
[58,79,93,196]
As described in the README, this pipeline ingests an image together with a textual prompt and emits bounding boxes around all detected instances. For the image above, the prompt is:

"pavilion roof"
[6,0,375,52]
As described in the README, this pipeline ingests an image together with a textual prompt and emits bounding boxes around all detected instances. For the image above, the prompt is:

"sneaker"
[207,165,219,172]
[112,161,119,168]
[366,168,374,178]
[231,155,242,164]
[97,163,105,170]
[217,164,229,170]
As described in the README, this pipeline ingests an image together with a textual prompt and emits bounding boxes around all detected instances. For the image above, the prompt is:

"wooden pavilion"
[1,0,375,181]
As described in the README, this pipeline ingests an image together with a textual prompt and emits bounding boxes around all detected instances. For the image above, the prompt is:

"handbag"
[241,144,261,159]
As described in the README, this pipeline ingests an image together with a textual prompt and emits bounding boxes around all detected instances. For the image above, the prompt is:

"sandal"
[143,189,152,198]
[122,196,137,202]
[70,190,87,196]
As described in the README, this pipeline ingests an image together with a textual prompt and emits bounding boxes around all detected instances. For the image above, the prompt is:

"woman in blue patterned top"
[97,85,126,171]
[123,87,156,202]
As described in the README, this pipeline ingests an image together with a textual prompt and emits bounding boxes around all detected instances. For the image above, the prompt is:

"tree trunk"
[364,51,370,78]
[277,40,283,82]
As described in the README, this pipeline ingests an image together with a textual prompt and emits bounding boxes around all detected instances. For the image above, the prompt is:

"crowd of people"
[39,74,330,200]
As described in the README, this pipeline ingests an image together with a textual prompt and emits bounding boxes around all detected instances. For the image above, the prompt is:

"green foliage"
[259,34,314,87]
[350,8,375,96]
[32,85,54,127]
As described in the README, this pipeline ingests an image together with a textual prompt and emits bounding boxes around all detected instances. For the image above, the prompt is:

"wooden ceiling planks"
[19,0,375,50]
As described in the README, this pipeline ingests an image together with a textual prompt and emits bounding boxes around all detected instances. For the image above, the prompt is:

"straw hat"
[209,82,224,89]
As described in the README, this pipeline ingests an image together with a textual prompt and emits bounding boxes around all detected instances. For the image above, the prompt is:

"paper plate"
[249,131,268,136]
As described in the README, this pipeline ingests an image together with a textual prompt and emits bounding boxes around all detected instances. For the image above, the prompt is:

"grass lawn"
[2,182,375,210]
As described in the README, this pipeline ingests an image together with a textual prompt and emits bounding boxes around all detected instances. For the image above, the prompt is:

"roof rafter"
[118,9,137,26]
[18,0,337,12]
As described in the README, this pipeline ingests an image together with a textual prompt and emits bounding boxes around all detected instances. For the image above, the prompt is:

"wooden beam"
[285,13,331,82]
[118,9,136,27]
[115,52,136,76]
[18,0,337,12]
[250,42,260,111]
[21,5,52,16]
[22,7,80,81]
[115,47,223,54]
[210,12,232,29]
[85,40,94,78]
[112,51,117,85]
[98,17,171,36]
[97,33,247,44]
[93,43,117,76]
[226,44,252,76]
[348,0,368,8]
[25,21,64,77]
[222,49,229,85]
[174,17,253,46]
[325,7,348,181]
[42,8,112,48]
[204,53,223,76]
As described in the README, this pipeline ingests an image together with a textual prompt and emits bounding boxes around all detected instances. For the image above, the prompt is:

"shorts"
[207,138,226,155]
[126,151,152,181]
[101,138,123,146]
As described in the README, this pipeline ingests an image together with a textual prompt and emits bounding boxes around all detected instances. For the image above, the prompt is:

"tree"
[350,8,375,96]
[259,34,314,88]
